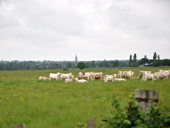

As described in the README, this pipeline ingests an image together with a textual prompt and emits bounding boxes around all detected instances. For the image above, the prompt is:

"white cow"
[39,76,51,81]
[156,72,169,80]
[158,70,169,77]
[153,72,158,79]
[114,78,126,81]
[70,74,74,80]
[139,71,151,78]
[75,78,88,83]
[104,74,114,83]
[49,73,61,80]
[60,73,72,80]
[78,72,91,80]
[118,71,126,78]
[65,78,73,83]
[124,71,134,79]
[90,72,103,80]
[158,70,164,72]
[163,70,169,77]
[142,73,155,81]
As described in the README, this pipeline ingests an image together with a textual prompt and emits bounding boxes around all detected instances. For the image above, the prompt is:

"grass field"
[0,67,170,128]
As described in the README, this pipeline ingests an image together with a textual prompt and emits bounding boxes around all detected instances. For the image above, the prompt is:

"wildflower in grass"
[128,94,133,97]
[100,99,104,102]
[11,115,14,120]
[9,89,13,93]
[3,124,6,127]
[44,100,48,102]
[19,97,24,102]
[13,94,18,97]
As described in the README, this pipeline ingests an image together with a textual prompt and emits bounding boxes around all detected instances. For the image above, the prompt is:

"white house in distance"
[139,62,153,67]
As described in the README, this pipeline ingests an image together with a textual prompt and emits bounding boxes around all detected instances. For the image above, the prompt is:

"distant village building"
[139,62,153,67]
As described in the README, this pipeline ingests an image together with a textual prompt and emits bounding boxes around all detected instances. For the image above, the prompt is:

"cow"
[162,70,169,77]
[158,70,164,72]
[49,73,61,80]
[156,72,169,80]
[70,74,74,80]
[60,73,72,80]
[75,78,88,83]
[65,78,73,83]
[104,74,114,83]
[124,71,134,79]
[89,72,103,80]
[153,72,158,79]
[78,72,91,80]
[142,73,155,81]
[118,71,126,78]
[114,78,127,81]
[139,71,151,78]
[39,76,51,81]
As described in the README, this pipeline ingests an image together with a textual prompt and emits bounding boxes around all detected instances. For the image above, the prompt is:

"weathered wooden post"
[135,89,158,113]
[87,119,95,128]
[13,124,26,128]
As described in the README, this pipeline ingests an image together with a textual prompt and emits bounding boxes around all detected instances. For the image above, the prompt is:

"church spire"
[75,54,78,64]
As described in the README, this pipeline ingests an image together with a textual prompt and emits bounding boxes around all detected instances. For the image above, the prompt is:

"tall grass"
[0,67,170,128]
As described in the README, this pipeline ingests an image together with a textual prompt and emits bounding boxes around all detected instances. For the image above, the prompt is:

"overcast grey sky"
[0,0,170,61]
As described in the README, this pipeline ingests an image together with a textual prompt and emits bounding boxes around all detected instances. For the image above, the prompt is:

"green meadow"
[0,67,170,128]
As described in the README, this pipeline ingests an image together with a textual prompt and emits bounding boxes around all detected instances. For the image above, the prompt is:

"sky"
[0,0,170,61]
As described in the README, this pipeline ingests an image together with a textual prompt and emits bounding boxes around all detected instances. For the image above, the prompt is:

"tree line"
[0,60,129,70]
[0,52,169,70]
[128,52,170,67]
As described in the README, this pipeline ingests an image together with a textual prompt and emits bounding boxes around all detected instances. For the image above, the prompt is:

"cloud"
[0,0,170,61]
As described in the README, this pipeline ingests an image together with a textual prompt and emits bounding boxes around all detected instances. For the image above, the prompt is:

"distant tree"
[153,60,160,67]
[162,59,170,66]
[112,61,119,67]
[133,53,137,62]
[27,65,31,69]
[35,65,39,70]
[153,52,157,61]
[99,61,104,67]
[153,55,160,67]
[132,53,138,67]
[158,55,160,60]
[53,64,58,69]
[91,61,96,68]
[139,55,149,65]
[130,55,132,61]
[77,62,85,69]
[129,55,133,67]
[85,62,91,68]
[0,63,3,70]
[66,62,72,68]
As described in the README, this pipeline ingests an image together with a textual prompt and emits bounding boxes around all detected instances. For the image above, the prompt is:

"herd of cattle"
[39,69,170,83]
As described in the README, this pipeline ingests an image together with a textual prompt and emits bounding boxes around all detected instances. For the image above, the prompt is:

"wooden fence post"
[87,119,95,128]
[13,124,26,128]
[134,89,158,113]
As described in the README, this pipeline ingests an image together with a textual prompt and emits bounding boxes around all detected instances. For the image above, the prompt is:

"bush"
[77,62,85,70]
[100,96,170,128]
